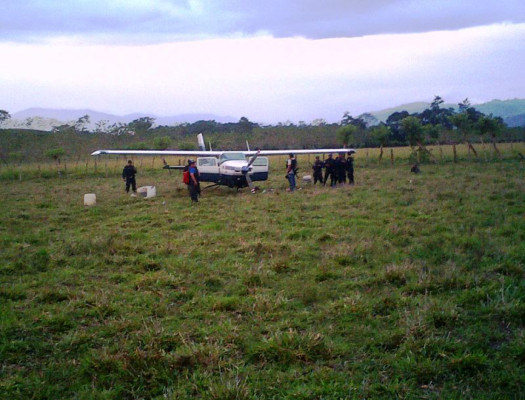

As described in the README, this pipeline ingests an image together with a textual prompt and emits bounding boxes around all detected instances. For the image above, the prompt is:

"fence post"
[390,148,394,166]
[453,144,457,163]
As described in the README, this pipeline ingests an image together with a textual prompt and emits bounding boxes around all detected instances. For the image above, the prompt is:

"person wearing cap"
[312,156,324,184]
[286,153,297,192]
[187,159,200,202]
[122,159,137,194]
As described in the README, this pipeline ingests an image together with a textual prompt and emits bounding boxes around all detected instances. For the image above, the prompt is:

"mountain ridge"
[3,98,525,130]
[369,98,525,127]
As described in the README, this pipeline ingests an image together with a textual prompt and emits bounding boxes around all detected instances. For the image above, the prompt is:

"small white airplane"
[91,134,355,191]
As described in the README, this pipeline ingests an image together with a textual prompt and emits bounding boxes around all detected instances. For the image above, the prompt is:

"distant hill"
[504,113,525,128]
[475,99,525,118]
[370,99,525,127]
[3,99,525,131]
[369,102,447,123]
[4,108,237,131]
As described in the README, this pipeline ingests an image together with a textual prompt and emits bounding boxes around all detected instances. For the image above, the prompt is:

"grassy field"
[1,146,524,399]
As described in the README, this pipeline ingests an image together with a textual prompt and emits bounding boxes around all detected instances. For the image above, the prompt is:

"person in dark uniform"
[286,153,297,192]
[347,155,355,184]
[333,154,345,185]
[188,160,200,202]
[337,154,347,185]
[323,153,336,187]
[312,156,324,184]
[122,160,137,194]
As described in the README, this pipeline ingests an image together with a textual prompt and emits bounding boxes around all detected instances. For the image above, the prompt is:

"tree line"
[0,96,524,163]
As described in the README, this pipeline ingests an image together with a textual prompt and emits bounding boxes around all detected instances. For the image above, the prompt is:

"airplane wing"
[91,148,355,157]
[91,149,223,157]
[247,148,356,156]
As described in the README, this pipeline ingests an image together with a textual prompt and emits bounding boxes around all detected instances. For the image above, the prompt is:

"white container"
[84,193,96,206]
[137,186,156,198]
[302,175,312,183]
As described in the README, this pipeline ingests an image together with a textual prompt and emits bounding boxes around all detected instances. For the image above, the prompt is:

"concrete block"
[137,186,156,198]
[84,193,96,206]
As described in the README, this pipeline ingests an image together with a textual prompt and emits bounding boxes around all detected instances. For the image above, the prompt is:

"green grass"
[1,155,524,399]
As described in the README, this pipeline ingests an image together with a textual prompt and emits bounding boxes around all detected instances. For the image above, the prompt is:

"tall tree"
[358,112,379,128]
[419,96,454,128]
[401,116,433,162]
[236,116,257,134]
[95,119,110,133]
[129,117,155,133]
[449,99,483,157]
[385,111,410,144]
[401,116,424,148]
[153,136,172,150]
[477,114,505,155]
[45,148,66,165]
[340,112,367,129]
[336,124,358,147]
[75,114,91,133]
[0,109,10,126]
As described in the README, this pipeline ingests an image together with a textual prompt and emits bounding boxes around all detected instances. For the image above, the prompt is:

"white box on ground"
[84,193,96,206]
[137,186,156,198]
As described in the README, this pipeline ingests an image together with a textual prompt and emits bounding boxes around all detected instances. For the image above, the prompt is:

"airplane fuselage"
[196,152,269,188]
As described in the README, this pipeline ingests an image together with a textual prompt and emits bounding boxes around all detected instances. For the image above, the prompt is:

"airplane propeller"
[242,149,260,192]
[246,149,260,168]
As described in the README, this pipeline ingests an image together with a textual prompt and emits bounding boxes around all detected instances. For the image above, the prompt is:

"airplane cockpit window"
[219,152,246,163]
[198,157,217,167]
[252,157,268,166]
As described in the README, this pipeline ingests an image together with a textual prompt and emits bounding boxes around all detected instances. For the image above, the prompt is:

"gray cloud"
[2,0,525,43]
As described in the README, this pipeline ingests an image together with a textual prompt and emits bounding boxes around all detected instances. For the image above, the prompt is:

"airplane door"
[197,157,220,183]
[250,157,269,181]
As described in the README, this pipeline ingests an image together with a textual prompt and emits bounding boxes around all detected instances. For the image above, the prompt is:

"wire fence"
[1,143,523,181]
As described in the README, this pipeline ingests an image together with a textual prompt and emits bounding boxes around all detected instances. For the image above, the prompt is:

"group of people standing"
[312,153,354,186]
[123,153,354,201]
[122,159,201,202]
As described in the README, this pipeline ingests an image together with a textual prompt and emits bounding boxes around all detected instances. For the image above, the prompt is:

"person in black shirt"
[347,155,355,184]
[323,154,336,187]
[312,156,324,184]
[122,160,137,194]
[337,154,347,185]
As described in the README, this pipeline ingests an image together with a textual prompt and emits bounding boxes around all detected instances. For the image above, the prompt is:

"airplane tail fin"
[197,133,206,151]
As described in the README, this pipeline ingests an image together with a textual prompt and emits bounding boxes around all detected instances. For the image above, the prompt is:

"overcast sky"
[1,0,525,123]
